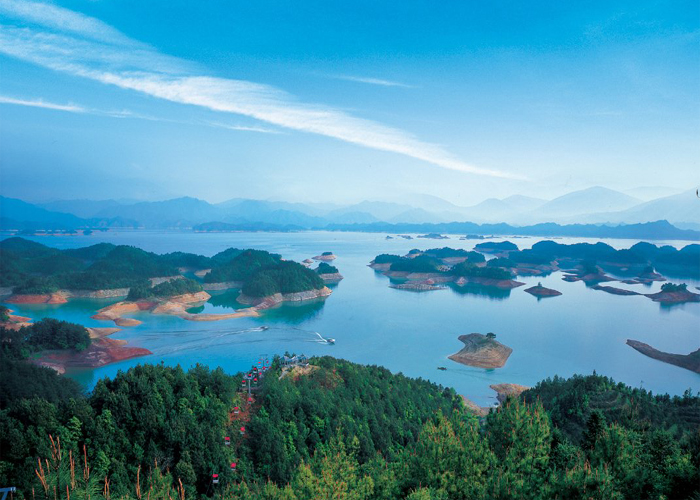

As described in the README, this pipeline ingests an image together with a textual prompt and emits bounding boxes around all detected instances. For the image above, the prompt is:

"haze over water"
[3,230,698,405]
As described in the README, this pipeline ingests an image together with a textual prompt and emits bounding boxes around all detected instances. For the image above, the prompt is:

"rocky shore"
[89,291,258,326]
[6,287,131,304]
[202,281,243,291]
[626,340,700,374]
[490,383,530,403]
[33,337,152,374]
[448,333,513,369]
[318,272,344,283]
[237,287,332,309]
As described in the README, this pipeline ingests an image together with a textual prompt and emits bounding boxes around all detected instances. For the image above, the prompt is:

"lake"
[3,230,699,405]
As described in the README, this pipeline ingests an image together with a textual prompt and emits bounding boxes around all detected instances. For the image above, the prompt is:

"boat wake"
[149,325,334,356]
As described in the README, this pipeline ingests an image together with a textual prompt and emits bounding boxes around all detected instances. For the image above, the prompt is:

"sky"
[0,0,698,205]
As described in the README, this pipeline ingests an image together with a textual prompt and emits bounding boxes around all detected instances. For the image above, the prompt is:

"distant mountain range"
[1,186,698,239]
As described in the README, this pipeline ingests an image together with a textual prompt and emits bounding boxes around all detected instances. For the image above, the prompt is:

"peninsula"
[0,317,151,374]
[1,239,333,320]
[626,340,700,374]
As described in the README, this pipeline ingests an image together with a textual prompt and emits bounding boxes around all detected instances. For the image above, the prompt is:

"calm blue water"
[3,230,699,405]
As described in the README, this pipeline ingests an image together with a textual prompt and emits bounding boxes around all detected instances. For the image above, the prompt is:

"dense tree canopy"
[0,357,697,500]
[127,277,204,301]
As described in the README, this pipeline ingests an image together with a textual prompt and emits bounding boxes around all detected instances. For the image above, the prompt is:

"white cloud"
[0,93,281,134]
[0,95,86,112]
[0,1,521,179]
[332,74,414,88]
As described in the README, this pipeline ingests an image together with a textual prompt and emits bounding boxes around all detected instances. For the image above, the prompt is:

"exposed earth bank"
[237,287,332,309]
[448,333,513,369]
[32,337,152,374]
[91,291,259,325]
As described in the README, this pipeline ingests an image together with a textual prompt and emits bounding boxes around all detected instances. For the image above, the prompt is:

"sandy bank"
[448,333,513,369]
[626,340,700,374]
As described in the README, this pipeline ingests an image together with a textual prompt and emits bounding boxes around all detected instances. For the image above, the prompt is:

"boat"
[326,338,335,344]
[437,366,447,371]
[260,326,269,331]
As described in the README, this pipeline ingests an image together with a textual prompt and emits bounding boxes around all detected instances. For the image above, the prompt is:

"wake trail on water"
[148,325,332,355]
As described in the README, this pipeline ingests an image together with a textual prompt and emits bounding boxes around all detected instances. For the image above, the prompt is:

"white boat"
[326,338,335,344]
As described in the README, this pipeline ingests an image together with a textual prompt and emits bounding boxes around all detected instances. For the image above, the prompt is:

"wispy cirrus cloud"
[0,95,87,112]
[0,93,282,134]
[331,74,415,88]
[0,0,519,179]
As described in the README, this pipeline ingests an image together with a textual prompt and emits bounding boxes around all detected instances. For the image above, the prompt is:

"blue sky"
[0,0,698,204]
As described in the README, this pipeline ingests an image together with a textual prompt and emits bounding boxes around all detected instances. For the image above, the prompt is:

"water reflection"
[207,289,245,310]
[255,298,327,325]
[446,282,512,300]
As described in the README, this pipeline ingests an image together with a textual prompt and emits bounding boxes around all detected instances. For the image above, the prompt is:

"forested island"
[0,238,332,316]
[371,247,524,290]
[371,241,700,303]
[0,355,698,499]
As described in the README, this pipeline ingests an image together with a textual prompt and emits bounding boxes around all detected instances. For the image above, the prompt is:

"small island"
[645,283,700,304]
[316,262,344,283]
[448,333,513,369]
[524,283,562,298]
[371,248,525,290]
[474,241,518,254]
[417,233,449,240]
[591,285,640,296]
[626,339,700,374]
[312,251,337,261]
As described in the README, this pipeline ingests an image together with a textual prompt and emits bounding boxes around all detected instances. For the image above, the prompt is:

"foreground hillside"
[1,354,698,500]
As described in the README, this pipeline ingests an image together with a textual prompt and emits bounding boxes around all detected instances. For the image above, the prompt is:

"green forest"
[316,262,339,274]
[126,278,204,301]
[0,355,697,500]
[0,239,326,299]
